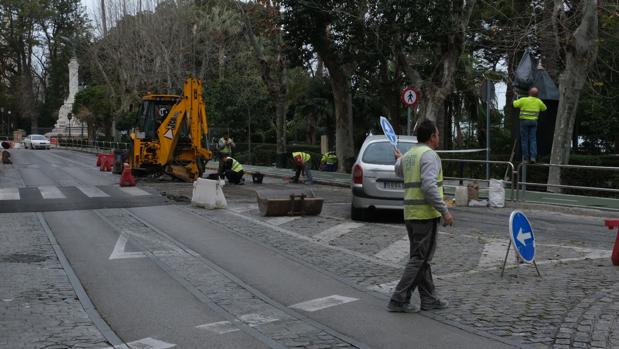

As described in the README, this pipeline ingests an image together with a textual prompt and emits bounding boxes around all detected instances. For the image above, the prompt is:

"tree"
[547,0,599,192]
[72,85,112,140]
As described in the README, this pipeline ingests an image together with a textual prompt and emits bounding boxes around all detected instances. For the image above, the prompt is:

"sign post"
[501,210,541,277]
[379,116,398,149]
[401,87,420,135]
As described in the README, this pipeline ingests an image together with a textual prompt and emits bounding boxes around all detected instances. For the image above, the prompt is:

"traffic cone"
[96,153,103,167]
[119,163,136,187]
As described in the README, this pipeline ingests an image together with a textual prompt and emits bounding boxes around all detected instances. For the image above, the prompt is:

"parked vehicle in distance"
[351,135,417,220]
[24,134,51,150]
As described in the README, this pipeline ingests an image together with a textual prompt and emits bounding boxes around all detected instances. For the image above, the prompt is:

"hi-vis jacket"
[513,96,547,120]
[395,145,447,220]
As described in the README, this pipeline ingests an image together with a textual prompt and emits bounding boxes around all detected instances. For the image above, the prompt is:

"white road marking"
[38,186,66,199]
[196,321,240,334]
[76,185,110,198]
[374,236,409,263]
[0,188,20,200]
[196,313,280,335]
[478,240,511,268]
[313,222,364,242]
[289,295,358,312]
[101,337,175,349]
[222,209,401,268]
[266,216,300,226]
[108,229,193,260]
[108,234,146,260]
[119,187,150,196]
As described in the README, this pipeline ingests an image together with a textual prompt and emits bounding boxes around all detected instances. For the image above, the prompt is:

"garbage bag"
[191,178,227,209]
[489,179,505,208]
[514,49,536,91]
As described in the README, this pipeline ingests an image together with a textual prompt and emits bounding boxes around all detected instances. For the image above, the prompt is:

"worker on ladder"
[219,154,245,185]
[513,87,547,164]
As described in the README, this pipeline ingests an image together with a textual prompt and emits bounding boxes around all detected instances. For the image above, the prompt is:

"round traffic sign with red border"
[401,87,420,108]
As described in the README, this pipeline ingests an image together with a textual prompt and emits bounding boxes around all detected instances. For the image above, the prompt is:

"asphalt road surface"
[2,148,617,349]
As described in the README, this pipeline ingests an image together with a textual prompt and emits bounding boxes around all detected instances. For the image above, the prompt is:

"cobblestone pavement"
[0,212,109,349]
[144,179,619,349]
[95,208,360,349]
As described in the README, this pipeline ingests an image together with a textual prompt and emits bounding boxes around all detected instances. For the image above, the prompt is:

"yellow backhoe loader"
[129,78,212,181]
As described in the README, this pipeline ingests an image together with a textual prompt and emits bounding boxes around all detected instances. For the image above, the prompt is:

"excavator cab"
[130,78,212,181]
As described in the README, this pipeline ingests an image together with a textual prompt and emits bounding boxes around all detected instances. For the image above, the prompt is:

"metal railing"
[442,158,518,201]
[57,138,131,153]
[517,162,619,201]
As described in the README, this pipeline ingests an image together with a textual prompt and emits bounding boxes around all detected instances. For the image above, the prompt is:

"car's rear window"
[362,141,416,165]
[32,135,47,140]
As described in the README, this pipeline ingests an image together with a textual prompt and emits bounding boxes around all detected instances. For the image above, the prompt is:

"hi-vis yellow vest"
[229,158,243,172]
[292,152,311,164]
[403,145,443,220]
[513,96,547,120]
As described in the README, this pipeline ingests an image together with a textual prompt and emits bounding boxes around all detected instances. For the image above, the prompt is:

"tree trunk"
[327,64,355,172]
[547,0,598,193]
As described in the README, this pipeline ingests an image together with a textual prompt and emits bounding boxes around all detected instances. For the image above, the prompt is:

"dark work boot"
[387,301,420,313]
[421,298,449,311]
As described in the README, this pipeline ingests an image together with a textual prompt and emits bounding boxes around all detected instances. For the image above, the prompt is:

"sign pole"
[407,107,412,136]
[485,80,491,180]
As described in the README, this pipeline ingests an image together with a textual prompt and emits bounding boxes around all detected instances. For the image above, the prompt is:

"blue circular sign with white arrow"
[509,210,536,263]
[379,116,398,148]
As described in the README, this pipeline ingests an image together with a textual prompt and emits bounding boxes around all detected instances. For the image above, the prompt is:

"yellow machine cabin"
[130,78,212,181]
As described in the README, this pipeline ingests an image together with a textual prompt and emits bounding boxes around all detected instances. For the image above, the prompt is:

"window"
[362,141,416,165]
[32,135,47,140]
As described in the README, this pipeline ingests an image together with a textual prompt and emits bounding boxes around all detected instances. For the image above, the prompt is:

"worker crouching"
[219,154,245,185]
[291,151,313,185]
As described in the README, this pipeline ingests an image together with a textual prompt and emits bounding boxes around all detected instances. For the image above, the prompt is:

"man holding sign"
[387,119,454,313]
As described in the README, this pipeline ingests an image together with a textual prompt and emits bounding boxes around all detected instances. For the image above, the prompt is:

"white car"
[351,135,417,220]
[24,134,51,150]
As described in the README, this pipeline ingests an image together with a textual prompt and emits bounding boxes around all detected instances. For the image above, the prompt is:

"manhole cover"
[0,253,47,263]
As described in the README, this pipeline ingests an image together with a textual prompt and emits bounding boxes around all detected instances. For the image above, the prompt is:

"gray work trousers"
[390,218,440,305]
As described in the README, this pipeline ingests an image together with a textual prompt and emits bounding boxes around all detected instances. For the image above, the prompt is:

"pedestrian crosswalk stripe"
[76,185,110,198]
[0,188,20,200]
[313,222,364,242]
[119,187,150,196]
[289,295,358,312]
[38,186,66,199]
[374,236,409,263]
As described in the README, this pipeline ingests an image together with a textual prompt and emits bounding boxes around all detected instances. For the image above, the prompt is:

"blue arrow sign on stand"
[379,116,398,148]
[509,210,536,263]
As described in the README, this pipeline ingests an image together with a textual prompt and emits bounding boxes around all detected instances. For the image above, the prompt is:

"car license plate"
[383,181,402,190]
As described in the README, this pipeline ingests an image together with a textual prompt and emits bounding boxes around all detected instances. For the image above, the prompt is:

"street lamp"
[7,110,11,137]
[67,112,73,138]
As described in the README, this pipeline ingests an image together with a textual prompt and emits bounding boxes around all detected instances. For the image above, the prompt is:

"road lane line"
[119,187,151,196]
[313,222,364,242]
[0,188,20,200]
[38,186,66,199]
[266,216,300,226]
[374,237,409,263]
[101,337,175,349]
[196,313,280,335]
[289,295,358,312]
[76,185,110,198]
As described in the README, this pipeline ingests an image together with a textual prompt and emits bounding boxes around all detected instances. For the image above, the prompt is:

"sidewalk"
[0,212,112,348]
[206,162,619,211]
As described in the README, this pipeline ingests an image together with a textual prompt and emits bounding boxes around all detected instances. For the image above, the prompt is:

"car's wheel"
[350,205,367,221]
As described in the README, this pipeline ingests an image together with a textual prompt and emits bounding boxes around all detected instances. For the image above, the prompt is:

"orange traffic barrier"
[99,154,113,172]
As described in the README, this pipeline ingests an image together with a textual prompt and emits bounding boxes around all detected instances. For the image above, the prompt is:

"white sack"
[488,179,505,208]
[191,178,227,209]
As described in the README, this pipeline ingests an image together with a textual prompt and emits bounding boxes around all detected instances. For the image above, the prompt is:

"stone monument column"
[52,57,86,136]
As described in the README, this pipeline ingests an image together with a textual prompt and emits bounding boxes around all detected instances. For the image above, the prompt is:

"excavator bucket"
[256,189,323,217]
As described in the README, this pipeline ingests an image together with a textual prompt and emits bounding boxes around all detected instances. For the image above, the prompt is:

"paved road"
[3,148,619,348]
[1,150,524,348]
